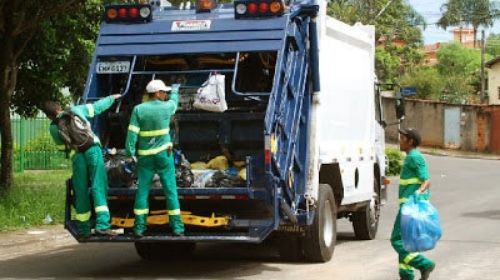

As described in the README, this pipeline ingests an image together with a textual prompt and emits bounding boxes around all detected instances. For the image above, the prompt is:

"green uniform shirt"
[126,89,179,157]
[48,96,116,149]
[399,149,430,204]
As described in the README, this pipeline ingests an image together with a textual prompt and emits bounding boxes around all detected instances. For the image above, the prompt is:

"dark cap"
[398,127,421,146]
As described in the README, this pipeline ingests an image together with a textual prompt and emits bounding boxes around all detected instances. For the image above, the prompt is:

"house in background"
[423,42,441,65]
[452,27,479,48]
[486,57,500,105]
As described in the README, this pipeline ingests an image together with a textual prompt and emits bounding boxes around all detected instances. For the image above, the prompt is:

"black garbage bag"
[174,149,194,188]
[104,149,137,188]
[205,170,246,188]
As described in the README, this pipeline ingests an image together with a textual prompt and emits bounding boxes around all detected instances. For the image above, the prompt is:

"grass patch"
[0,170,71,232]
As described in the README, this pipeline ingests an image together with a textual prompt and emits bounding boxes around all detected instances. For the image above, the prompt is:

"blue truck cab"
[65,0,391,262]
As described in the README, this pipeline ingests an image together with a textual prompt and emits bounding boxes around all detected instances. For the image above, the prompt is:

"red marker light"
[264,149,271,165]
[118,7,127,18]
[259,2,269,13]
[129,7,139,18]
[247,3,258,14]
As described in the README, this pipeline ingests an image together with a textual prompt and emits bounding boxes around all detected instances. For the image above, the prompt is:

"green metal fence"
[11,114,70,172]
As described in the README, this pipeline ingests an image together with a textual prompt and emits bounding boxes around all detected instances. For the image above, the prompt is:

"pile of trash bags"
[400,194,442,252]
[182,155,246,188]
[104,148,137,188]
[104,148,246,189]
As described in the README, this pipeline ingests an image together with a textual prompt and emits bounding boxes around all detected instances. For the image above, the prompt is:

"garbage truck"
[64,0,399,262]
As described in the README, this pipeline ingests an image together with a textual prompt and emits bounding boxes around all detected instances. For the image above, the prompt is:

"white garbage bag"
[193,73,228,112]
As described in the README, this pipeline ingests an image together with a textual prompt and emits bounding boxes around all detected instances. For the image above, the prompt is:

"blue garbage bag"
[401,194,442,252]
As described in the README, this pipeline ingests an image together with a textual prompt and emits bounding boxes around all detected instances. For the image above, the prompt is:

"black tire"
[303,184,337,262]
[134,242,196,261]
[352,177,381,240]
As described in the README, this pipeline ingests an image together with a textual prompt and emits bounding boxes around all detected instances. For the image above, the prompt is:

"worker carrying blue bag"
[401,193,442,252]
[391,128,437,280]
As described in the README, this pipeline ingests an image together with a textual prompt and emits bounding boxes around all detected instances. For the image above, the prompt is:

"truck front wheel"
[303,184,337,262]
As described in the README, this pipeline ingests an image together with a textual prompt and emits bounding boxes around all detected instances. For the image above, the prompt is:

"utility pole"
[480,29,486,104]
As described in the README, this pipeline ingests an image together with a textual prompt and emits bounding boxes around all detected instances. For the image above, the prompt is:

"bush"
[24,135,61,152]
[386,148,405,176]
[400,67,444,100]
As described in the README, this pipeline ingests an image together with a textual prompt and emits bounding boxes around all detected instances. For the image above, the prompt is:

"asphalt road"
[1,154,500,279]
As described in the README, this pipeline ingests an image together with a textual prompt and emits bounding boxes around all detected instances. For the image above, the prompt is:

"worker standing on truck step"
[125,80,185,237]
[391,128,435,280]
[41,94,122,237]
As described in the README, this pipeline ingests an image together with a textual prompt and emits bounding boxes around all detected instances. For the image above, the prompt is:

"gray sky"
[407,0,500,44]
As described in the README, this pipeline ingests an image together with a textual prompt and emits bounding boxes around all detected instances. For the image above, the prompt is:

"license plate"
[171,20,212,32]
[96,61,130,74]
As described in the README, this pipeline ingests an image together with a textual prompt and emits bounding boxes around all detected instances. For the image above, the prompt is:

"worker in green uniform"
[125,80,185,237]
[391,128,435,280]
[42,94,121,237]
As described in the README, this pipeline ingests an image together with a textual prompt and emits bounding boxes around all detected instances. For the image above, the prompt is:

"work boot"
[173,231,184,237]
[133,230,144,238]
[419,264,435,280]
[95,229,118,236]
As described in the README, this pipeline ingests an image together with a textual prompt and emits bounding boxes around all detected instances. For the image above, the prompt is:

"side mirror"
[395,96,405,120]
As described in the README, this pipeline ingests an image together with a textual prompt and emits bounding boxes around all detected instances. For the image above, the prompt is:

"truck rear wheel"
[352,178,380,240]
[303,184,337,262]
[134,242,195,261]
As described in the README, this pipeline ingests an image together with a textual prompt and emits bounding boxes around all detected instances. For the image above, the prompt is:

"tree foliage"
[437,0,499,46]
[400,67,444,100]
[486,33,500,57]
[436,43,481,76]
[0,0,102,191]
[13,1,103,117]
[328,0,425,83]
[401,43,489,104]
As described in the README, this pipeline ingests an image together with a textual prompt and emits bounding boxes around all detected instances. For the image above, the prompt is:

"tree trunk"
[0,36,17,193]
[473,27,477,48]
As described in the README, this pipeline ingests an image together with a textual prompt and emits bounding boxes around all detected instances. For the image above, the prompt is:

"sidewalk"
[387,143,500,160]
[0,225,75,260]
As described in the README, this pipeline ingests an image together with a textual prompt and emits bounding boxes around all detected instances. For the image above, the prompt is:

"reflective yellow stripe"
[139,128,170,137]
[137,143,173,156]
[128,125,140,134]
[168,209,181,215]
[399,263,413,271]
[95,206,109,213]
[134,208,149,215]
[404,253,420,264]
[400,178,422,186]
[75,211,91,222]
[86,104,94,117]
[399,198,408,204]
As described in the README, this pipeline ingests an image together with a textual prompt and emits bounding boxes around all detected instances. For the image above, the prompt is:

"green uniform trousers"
[134,151,184,234]
[72,145,111,235]
[391,210,434,280]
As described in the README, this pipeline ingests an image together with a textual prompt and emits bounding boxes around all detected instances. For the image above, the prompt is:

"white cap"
[146,80,171,93]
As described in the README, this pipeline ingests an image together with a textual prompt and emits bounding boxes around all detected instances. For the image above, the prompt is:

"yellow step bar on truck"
[111,210,230,228]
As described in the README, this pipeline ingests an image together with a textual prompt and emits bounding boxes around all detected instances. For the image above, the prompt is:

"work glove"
[111,94,122,100]
[171,83,181,91]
